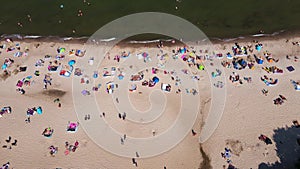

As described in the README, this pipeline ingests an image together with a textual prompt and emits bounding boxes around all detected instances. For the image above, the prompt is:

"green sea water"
[0,0,300,38]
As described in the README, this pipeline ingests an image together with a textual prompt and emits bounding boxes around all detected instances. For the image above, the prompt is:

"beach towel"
[286,66,295,72]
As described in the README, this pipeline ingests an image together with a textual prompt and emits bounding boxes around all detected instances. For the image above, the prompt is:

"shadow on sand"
[199,144,212,169]
[258,126,300,169]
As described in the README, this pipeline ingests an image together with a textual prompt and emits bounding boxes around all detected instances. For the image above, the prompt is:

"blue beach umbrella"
[152,76,159,83]
[37,107,42,114]
[68,60,76,66]
[2,64,7,70]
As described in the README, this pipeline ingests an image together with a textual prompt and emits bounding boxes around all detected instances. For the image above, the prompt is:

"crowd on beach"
[0,35,299,168]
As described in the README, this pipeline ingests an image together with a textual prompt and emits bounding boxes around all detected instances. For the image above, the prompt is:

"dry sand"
[0,35,299,169]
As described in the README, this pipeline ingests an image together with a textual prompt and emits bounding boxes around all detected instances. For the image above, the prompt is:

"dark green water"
[1,0,300,38]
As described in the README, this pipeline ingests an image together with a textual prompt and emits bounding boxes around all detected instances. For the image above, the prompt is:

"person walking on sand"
[132,158,138,167]
[152,129,156,136]
[192,129,197,136]
[121,137,124,145]
[122,112,126,120]
[65,141,69,149]
[100,112,105,118]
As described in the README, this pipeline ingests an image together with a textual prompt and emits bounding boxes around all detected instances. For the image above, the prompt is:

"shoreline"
[3,29,300,47]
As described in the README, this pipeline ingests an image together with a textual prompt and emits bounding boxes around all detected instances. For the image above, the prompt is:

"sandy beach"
[0,35,299,169]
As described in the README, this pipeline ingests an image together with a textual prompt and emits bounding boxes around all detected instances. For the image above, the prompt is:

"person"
[65,141,69,148]
[132,158,137,167]
[54,98,60,103]
[152,129,156,136]
[25,116,30,123]
[5,136,11,143]
[122,112,126,120]
[221,152,225,158]
[74,141,79,147]
[121,138,124,145]
[192,129,197,136]
[1,162,10,169]
[12,139,17,146]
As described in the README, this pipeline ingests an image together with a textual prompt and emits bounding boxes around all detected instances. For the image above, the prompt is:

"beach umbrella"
[152,76,159,83]
[37,107,42,114]
[256,45,262,51]
[2,64,7,70]
[59,48,66,54]
[118,74,124,80]
[198,64,204,70]
[68,60,76,66]
[142,52,148,57]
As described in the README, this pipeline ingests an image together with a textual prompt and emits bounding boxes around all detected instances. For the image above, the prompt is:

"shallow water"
[0,0,300,38]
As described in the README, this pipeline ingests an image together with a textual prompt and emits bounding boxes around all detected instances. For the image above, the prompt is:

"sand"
[0,35,299,169]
